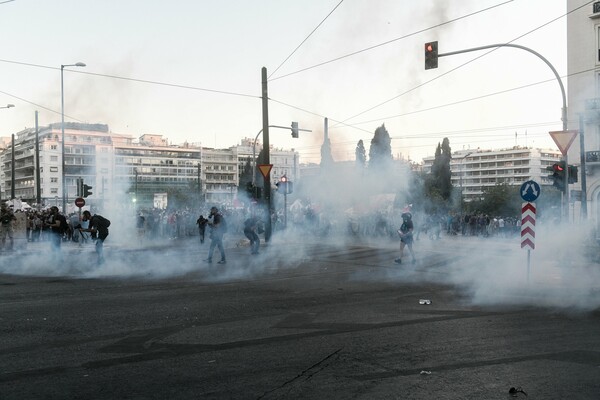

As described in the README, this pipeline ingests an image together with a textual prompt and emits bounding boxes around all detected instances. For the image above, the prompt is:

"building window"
[50,156,58,162]
[50,167,58,172]
[50,188,58,194]
[50,177,58,183]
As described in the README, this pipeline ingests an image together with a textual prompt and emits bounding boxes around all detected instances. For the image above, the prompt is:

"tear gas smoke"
[1,162,598,313]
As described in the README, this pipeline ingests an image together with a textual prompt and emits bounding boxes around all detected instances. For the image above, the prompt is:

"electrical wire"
[268,0,345,79]
[0,89,84,122]
[0,58,260,99]
[334,0,593,126]
[268,0,514,82]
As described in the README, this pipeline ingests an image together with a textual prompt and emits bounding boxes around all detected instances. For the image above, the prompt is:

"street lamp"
[61,62,86,213]
[0,104,14,109]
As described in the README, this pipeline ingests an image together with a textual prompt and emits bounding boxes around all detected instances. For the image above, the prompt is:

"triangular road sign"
[258,164,273,179]
[549,130,578,155]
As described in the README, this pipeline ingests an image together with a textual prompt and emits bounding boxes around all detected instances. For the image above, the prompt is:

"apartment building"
[566,0,600,230]
[0,123,299,210]
[423,146,562,202]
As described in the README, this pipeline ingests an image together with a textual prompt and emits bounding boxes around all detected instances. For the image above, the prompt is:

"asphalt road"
[1,235,599,399]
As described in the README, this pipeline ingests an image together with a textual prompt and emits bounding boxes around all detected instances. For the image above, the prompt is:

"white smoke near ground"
[2,142,599,313]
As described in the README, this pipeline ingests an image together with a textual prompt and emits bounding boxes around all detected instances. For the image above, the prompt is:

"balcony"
[586,150,600,164]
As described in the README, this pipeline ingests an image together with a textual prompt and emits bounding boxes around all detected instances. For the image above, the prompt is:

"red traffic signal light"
[425,41,438,70]
[553,163,564,172]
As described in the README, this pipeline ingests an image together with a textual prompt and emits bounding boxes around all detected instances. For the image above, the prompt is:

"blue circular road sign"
[520,180,541,202]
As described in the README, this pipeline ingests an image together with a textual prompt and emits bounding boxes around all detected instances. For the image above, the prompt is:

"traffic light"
[76,177,83,197]
[245,182,263,200]
[547,162,565,190]
[291,121,299,138]
[425,41,438,70]
[276,176,288,193]
[83,184,93,198]
[568,165,578,184]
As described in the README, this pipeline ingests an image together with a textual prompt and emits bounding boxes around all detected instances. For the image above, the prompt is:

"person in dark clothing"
[196,214,208,244]
[205,206,226,264]
[46,206,67,259]
[81,210,110,265]
[395,212,416,264]
[0,203,16,251]
[243,216,260,255]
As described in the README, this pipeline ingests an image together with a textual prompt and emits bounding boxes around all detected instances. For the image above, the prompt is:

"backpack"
[95,215,111,229]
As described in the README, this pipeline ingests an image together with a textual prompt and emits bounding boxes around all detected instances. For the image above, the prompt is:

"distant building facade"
[0,123,299,210]
[423,147,562,202]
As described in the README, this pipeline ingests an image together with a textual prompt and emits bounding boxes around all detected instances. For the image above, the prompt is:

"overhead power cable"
[268,0,345,79]
[268,0,513,82]
[0,58,260,99]
[0,89,84,122]
[335,0,592,126]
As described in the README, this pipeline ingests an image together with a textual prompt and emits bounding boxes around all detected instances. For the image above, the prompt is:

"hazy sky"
[0,0,568,163]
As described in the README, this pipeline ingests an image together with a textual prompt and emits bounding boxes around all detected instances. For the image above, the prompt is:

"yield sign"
[549,130,578,155]
[257,164,273,179]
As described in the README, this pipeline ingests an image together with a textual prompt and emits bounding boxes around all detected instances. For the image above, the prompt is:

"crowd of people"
[0,198,523,268]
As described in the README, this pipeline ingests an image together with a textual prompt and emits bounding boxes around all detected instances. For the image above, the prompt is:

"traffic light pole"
[437,43,569,219]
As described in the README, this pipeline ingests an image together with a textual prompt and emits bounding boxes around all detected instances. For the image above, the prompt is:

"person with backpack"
[205,206,226,264]
[46,206,67,260]
[81,210,110,265]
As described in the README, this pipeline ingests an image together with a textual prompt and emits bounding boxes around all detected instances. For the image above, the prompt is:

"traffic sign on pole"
[549,130,578,155]
[75,197,85,208]
[520,180,540,202]
[257,164,273,179]
[521,202,536,250]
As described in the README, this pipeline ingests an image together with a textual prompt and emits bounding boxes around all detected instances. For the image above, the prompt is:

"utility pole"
[11,134,15,199]
[579,114,587,218]
[35,111,41,206]
[261,67,272,242]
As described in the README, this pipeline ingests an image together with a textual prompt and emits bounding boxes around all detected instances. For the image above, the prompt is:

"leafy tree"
[239,159,253,189]
[424,137,453,212]
[368,124,392,169]
[466,183,520,216]
[355,139,366,168]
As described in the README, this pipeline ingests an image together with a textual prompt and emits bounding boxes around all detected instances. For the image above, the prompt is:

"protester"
[81,210,111,265]
[243,215,261,255]
[395,211,416,265]
[0,203,16,252]
[205,206,226,264]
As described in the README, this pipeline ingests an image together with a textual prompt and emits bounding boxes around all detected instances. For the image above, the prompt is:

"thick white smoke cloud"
[2,158,598,313]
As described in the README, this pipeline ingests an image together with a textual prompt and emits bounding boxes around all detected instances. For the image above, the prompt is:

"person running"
[205,206,226,264]
[196,214,209,244]
[80,211,111,265]
[395,211,416,264]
